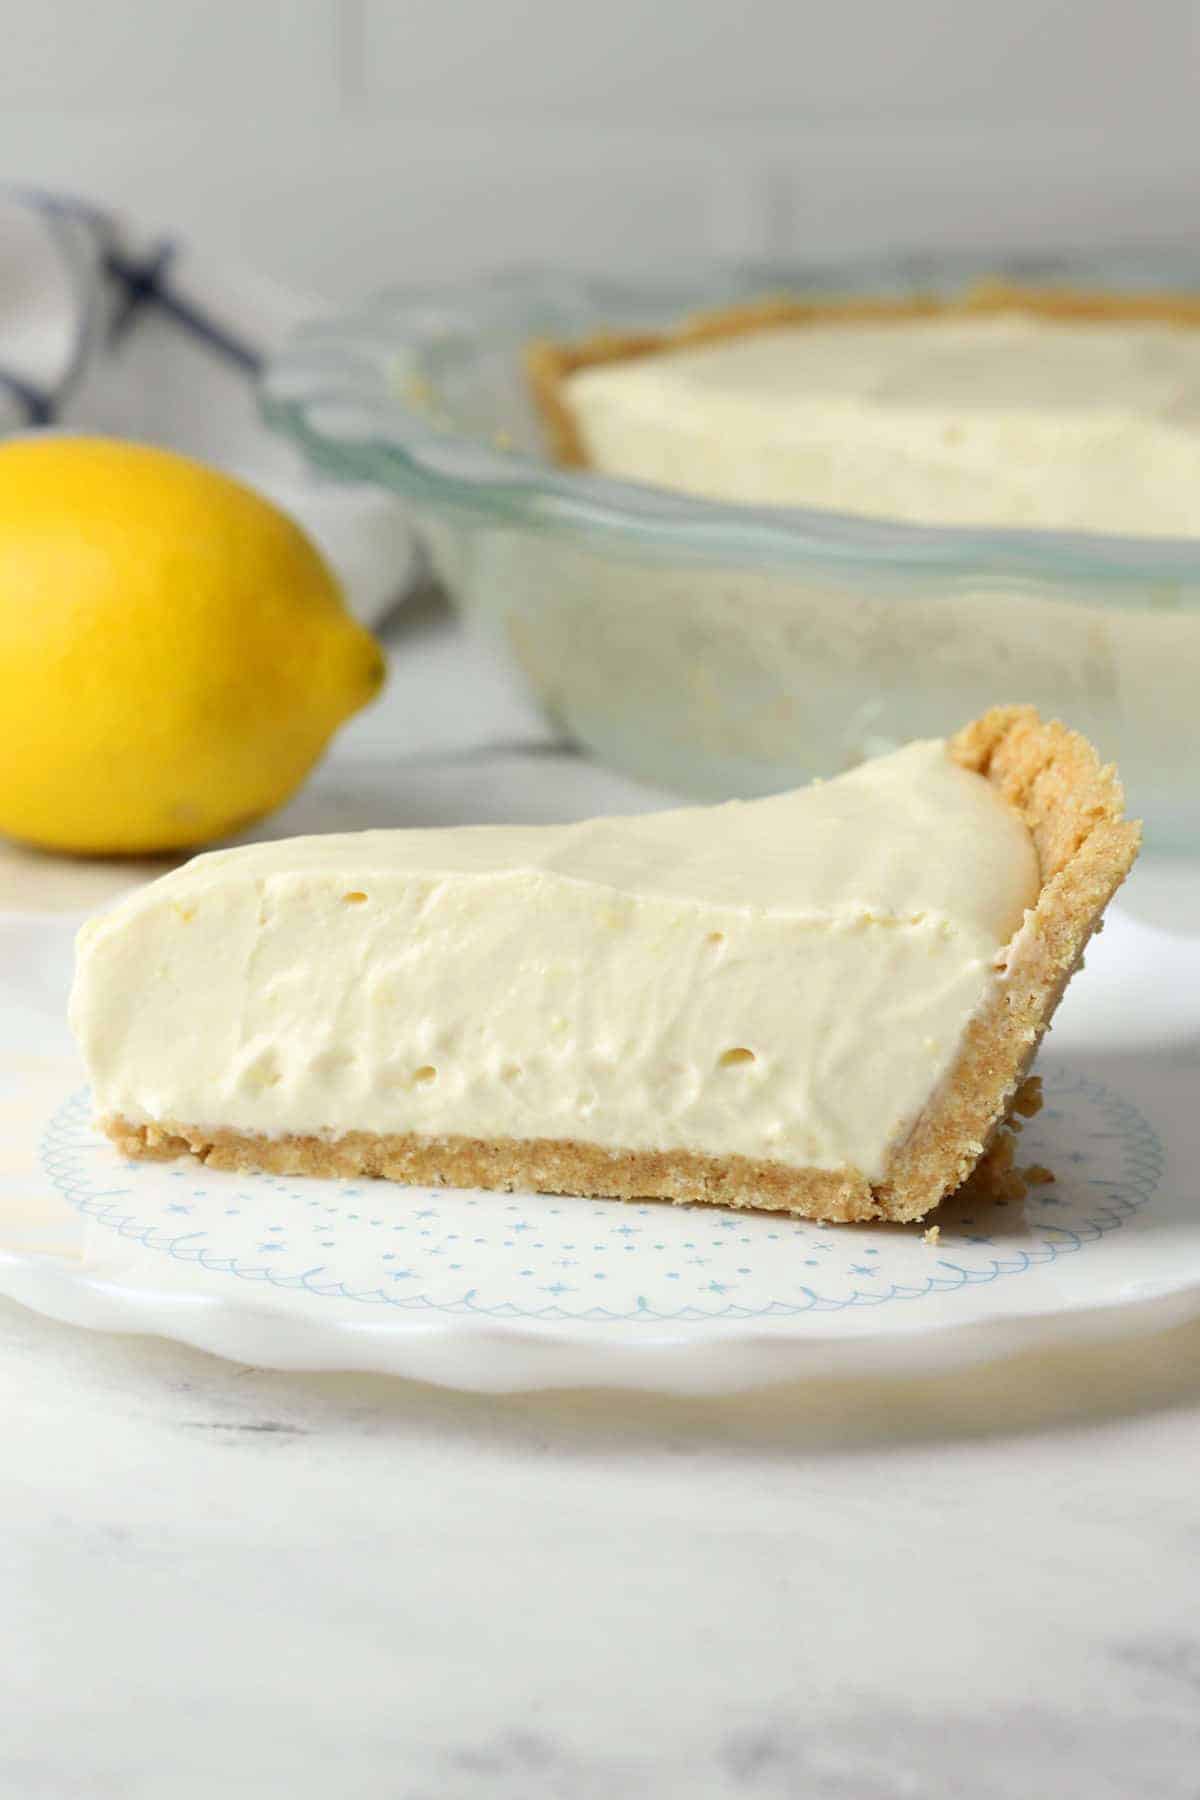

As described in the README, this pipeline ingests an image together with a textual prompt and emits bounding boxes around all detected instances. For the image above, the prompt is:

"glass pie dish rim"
[261,248,1200,589]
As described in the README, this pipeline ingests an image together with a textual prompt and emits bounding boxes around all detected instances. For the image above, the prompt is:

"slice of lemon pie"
[70,708,1138,1223]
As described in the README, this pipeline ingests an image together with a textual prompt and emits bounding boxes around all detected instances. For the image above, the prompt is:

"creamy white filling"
[70,740,1039,1182]
[563,314,1200,535]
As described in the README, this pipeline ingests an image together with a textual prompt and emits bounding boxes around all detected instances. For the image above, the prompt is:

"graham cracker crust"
[526,278,1200,466]
[100,706,1140,1224]
[106,1117,887,1223]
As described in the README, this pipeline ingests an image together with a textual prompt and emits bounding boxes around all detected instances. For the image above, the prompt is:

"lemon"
[0,436,385,854]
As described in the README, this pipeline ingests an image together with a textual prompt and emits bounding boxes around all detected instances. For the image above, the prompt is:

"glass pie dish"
[261,253,1200,850]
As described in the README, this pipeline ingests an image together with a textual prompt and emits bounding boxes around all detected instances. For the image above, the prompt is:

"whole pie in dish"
[527,281,1200,535]
[70,707,1138,1224]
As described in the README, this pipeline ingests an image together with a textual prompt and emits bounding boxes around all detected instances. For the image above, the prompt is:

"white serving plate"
[1,914,1196,1394]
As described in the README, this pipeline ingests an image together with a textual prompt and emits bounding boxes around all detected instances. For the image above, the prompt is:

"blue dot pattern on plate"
[39,1071,1163,1324]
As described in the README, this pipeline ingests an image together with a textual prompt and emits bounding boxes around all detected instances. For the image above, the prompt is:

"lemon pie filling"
[562,314,1200,534]
[71,739,1038,1186]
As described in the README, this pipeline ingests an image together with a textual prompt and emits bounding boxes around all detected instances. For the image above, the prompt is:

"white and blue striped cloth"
[0,189,413,626]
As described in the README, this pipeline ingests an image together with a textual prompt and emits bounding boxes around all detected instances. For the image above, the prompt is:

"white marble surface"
[6,600,1200,1798]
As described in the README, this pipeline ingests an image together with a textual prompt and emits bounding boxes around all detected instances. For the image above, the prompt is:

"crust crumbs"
[103,708,1139,1225]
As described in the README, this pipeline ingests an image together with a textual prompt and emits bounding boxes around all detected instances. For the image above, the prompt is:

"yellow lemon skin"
[0,436,385,854]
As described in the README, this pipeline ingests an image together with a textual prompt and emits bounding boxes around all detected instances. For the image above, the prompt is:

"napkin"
[0,187,415,625]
